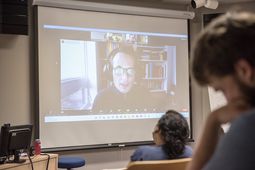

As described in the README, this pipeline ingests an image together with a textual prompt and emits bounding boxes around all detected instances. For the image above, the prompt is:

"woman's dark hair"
[158,110,189,159]
[192,11,255,85]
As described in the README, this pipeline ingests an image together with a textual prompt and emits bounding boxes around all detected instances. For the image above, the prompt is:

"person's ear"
[235,59,254,84]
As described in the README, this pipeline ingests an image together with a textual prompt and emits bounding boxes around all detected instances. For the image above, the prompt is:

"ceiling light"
[191,0,219,9]
[205,0,219,9]
[191,0,206,8]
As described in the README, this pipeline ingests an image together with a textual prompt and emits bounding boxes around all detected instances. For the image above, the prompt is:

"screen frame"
[34,4,193,152]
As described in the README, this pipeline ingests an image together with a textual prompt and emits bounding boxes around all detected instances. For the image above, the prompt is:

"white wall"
[1,1,255,170]
[0,34,32,126]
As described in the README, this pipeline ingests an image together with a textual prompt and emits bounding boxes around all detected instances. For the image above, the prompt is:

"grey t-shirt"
[204,109,255,170]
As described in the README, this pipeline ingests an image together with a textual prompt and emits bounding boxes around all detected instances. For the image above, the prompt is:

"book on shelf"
[147,79,166,91]
[144,63,166,79]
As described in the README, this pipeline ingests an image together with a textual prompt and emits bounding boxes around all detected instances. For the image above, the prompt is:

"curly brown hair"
[192,12,255,85]
[158,110,189,159]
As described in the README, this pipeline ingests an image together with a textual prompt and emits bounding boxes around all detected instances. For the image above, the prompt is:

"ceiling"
[81,0,255,4]
[79,0,255,9]
[159,0,254,4]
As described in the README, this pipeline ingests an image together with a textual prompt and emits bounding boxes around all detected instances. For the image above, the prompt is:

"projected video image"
[60,31,177,114]
[37,5,191,149]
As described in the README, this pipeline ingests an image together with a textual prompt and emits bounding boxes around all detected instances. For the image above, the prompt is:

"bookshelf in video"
[139,46,168,93]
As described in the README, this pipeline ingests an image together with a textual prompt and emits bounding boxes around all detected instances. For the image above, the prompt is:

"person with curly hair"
[130,110,192,161]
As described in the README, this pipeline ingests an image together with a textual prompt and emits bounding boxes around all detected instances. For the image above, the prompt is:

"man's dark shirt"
[92,85,157,113]
[204,109,255,170]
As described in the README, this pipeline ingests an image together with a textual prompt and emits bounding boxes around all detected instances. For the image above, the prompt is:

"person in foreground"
[131,110,192,161]
[187,11,255,170]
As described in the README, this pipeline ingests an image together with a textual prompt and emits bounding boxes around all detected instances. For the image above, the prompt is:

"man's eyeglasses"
[113,66,135,77]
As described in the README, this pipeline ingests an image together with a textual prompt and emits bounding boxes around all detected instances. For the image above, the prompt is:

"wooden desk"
[0,153,58,170]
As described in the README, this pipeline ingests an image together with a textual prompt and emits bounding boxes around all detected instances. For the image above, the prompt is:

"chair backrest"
[126,158,191,170]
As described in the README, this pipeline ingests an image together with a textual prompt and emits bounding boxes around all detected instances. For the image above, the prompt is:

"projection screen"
[36,3,191,150]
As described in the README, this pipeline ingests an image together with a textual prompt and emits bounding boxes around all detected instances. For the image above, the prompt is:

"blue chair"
[58,156,85,170]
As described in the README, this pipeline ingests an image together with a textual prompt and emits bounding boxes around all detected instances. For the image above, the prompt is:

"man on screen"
[187,11,255,170]
[92,45,156,113]
[111,46,136,94]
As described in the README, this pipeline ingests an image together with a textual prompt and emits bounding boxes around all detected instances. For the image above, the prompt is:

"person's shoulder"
[203,109,255,170]
[99,86,117,95]
[95,87,118,99]
[130,145,165,161]
[178,145,193,158]
[131,85,150,93]
[184,145,193,152]
[230,108,255,132]
[239,108,255,121]
[92,87,117,110]
[130,146,147,161]
[133,145,161,154]
[221,109,255,144]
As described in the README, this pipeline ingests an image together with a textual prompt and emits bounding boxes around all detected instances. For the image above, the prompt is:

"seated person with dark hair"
[131,110,192,161]
[93,45,156,112]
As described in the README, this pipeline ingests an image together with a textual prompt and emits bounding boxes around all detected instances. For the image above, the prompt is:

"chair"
[126,158,191,170]
[58,156,86,170]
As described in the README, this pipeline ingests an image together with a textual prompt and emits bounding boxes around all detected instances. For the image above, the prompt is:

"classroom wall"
[189,1,255,148]
[0,0,35,131]
[1,1,255,170]
[0,35,31,125]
